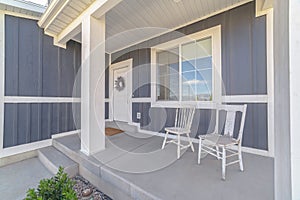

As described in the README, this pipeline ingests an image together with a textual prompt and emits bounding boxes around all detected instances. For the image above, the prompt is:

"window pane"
[157,74,179,100]
[182,71,196,101]
[182,42,196,72]
[195,69,212,101]
[156,48,179,101]
[182,37,212,101]
[196,37,212,70]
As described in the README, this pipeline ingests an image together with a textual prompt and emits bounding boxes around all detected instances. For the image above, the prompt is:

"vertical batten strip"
[0,12,5,151]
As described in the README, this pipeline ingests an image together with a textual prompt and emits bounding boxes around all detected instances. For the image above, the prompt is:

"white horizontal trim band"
[0,139,52,158]
[222,95,268,103]
[131,98,152,103]
[51,129,80,139]
[0,129,81,158]
[4,96,81,103]
[105,98,152,103]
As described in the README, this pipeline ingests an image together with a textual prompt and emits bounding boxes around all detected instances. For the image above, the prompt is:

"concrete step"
[52,134,159,200]
[52,135,102,177]
[38,146,78,178]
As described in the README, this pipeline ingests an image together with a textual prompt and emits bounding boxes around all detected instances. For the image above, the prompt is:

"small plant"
[25,166,77,200]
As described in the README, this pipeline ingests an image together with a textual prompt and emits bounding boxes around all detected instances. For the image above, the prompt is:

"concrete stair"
[53,135,162,200]
[38,146,78,178]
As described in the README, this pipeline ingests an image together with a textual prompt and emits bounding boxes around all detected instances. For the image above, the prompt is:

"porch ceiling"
[38,0,255,51]
[105,0,252,52]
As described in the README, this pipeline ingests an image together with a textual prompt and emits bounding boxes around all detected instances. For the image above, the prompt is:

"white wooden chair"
[198,104,247,180]
[162,106,196,159]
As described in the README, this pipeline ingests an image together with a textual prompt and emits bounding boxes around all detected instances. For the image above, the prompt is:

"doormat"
[105,127,124,136]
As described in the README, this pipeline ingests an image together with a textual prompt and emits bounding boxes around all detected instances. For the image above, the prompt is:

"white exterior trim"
[51,129,80,139]
[289,0,300,198]
[0,10,40,20]
[256,0,273,17]
[0,129,81,158]
[266,10,275,157]
[0,12,4,152]
[222,95,268,103]
[150,25,222,108]
[109,58,133,123]
[131,98,152,103]
[4,96,81,103]
[0,0,46,14]
[39,0,122,47]
[0,139,52,158]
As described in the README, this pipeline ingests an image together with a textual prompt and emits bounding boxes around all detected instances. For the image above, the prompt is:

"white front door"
[113,66,130,122]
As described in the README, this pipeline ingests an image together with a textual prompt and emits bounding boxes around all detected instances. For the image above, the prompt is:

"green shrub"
[25,166,77,200]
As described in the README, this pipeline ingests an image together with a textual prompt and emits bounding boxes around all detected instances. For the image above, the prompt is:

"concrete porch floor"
[53,126,274,200]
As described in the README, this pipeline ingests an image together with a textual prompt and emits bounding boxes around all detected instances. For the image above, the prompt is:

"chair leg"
[198,138,202,164]
[216,146,220,160]
[238,143,244,171]
[162,132,169,149]
[222,147,226,180]
[177,134,181,159]
[186,133,194,152]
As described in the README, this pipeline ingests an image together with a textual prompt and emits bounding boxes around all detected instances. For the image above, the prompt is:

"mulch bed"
[72,175,112,200]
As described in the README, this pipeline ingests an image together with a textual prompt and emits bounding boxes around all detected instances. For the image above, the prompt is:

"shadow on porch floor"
[54,130,274,200]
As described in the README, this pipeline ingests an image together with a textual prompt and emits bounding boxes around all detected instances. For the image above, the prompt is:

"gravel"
[72,175,113,200]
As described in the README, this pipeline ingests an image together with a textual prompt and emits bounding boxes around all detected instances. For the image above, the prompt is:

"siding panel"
[5,16,19,96]
[3,15,81,148]
[18,19,41,96]
[5,15,81,97]
[3,103,78,148]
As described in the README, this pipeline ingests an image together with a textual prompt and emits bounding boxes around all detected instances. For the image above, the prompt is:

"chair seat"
[165,127,190,134]
[199,134,238,146]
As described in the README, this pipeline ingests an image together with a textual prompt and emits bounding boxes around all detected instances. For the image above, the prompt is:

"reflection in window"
[156,48,179,100]
[156,37,213,102]
[182,37,212,101]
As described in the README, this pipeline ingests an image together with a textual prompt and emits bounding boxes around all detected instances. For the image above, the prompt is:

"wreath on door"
[114,76,125,91]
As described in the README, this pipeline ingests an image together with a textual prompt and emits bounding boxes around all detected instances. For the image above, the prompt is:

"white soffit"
[105,0,253,53]
[38,0,97,36]
[38,0,255,50]
[0,0,46,18]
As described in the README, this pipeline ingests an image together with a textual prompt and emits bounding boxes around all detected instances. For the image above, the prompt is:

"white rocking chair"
[198,104,247,180]
[162,106,196,159]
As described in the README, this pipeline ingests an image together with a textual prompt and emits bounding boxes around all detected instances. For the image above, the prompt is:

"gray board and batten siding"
[3,15,81,148]
[110,2,268,150]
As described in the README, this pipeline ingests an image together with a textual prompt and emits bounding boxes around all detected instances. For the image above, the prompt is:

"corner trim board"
[0,12,5,152]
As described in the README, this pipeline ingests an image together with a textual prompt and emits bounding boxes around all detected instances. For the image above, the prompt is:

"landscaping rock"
[73,175,112,200]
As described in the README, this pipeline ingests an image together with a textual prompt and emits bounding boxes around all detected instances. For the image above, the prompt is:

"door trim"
[109,58,133,123]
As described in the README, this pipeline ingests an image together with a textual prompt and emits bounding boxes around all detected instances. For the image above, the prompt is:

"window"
[152,26,221,106]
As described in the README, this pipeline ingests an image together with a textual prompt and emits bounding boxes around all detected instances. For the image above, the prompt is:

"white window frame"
[151,25,222,109]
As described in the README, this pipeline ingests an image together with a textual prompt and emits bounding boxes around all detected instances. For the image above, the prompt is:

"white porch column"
[289,0,300,199]
[81,15,105,155]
